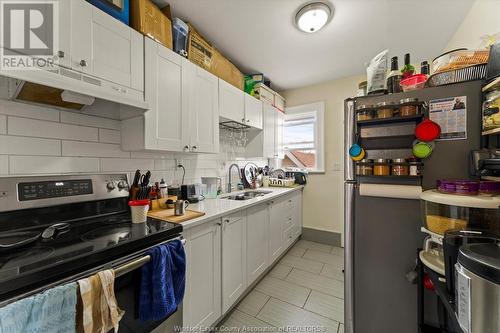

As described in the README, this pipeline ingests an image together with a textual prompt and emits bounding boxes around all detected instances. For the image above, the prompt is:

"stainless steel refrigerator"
[344,80,482,333]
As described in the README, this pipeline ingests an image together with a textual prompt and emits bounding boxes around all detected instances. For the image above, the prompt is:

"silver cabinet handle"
[191,145,197,152]
[57,51,65,58]
[224,219,230,223]
[242,118,246,123]
[183,145,190,151]
[247,119,250,123]
[216,222,222,226]
[80,60,87,67]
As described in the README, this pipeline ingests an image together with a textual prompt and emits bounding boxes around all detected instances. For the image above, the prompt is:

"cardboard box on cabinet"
[130,0,173,49]
[212,49,244,90]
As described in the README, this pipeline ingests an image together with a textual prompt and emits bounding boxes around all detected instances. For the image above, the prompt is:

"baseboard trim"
[301,227,342,247]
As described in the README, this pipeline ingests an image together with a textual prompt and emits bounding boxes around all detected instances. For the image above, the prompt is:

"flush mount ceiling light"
[295,1,333,33]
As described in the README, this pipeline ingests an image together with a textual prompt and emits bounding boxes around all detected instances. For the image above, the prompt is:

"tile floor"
[219,239,345,333]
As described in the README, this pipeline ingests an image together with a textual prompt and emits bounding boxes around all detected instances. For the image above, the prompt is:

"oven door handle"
[114,238,186,278]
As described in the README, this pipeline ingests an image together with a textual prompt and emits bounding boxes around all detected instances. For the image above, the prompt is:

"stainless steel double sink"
[222,190,272,201]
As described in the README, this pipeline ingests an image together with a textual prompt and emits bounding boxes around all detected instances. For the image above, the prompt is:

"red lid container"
[416,118,441,142]
[128,199,150,206]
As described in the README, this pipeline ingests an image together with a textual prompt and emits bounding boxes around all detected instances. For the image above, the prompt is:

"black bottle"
[387,56,402,94]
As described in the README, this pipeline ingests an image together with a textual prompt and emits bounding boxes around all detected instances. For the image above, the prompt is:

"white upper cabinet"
[70,0,143,91]
[263,104,276,158]
[244,94,263,129]
[275,110,285,159]
[183,60,219,154]
[219,79,245,123]
[246,204,269,286]
[221,213,247,314]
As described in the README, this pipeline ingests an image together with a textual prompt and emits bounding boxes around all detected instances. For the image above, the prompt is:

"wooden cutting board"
[148,208,205,224]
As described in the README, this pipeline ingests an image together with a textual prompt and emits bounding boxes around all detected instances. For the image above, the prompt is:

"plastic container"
[400,98,420,117]
[437,180,480,196]
[376,102,395,119]
[413,141,434,159]
[129,199,150,223]
[400,74,428,92]
[479,181,500,195]
[482,89,500,131]
[420,190,500,236]
[356,105,374,121]
[172,17,189,57]
[415,119,441,142]
[431,49,489,74]
[374,159,391,176]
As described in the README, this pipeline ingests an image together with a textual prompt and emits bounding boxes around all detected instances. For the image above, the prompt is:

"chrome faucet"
[227,163,241,193]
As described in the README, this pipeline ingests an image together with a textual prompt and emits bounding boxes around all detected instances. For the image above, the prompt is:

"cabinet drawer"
[221,211,245,224]
[284,226,295,249]
[283,215,294,230]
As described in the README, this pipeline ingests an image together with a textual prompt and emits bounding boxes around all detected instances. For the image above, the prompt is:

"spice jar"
[408,157,421,176]
[376,102,395,119]
[374,159,391,176]
[356,159,374,176]
[391,158,409,176]
[400,98,420,117]
[356,105,374,121]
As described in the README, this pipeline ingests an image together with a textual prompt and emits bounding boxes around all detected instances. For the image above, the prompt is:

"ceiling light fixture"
[295,1,333,33]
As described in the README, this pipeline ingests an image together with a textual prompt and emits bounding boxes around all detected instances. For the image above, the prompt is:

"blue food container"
[172,17,189,57]
[86,0,130,25]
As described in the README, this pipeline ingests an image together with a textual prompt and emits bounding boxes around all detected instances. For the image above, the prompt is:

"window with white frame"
[283,102,325,173]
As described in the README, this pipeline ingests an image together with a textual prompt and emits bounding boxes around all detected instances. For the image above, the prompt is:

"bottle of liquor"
[387,56,402,93]
[401,53,415,79]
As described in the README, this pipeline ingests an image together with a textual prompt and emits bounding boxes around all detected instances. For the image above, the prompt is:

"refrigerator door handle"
[344,182,356,333]
[344,99,356,181]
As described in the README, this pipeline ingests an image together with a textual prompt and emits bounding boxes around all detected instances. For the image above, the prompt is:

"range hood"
[0,63,148,117]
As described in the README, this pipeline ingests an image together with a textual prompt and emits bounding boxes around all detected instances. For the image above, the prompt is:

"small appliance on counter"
[285,168,308,185]
[180,184,203,203]
[456,242,500,333]
[201,177,222,198]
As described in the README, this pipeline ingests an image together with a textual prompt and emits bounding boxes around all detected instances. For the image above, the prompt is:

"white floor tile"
[255,276,311,307]
[286,269,344,299]
[339,323,344,333]
[287,245,307,258]
[321,263,345,282]
[296,240,333,253]
[237,290,270,317]
[304,291,344,323]
[221,309,275,330]
[279,253,324,274]
[268,264,292,280]
[303,249,344,267]
[331,246,344,257]
[257,298,340,333]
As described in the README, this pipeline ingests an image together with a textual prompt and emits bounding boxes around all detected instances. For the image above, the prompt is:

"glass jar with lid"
[376,102,396,119]
[391,158,409,176]
[356,159,374,176]
[356,104,374,121]
[374,159,391,176]
[408,157,421,176]
[400,98,420,117]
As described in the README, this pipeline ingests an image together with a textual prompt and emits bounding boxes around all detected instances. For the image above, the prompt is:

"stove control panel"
[18,179,93,201]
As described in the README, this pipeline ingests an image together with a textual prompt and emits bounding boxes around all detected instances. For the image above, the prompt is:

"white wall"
[0,98,265,189]
[445,0,500,51]
[281,75,365,238]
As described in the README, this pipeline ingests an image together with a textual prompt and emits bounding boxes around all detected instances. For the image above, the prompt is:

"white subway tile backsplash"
[100,158,154,172]
[0,115,6,134]
[60,112,121,130]
[99,129,121,144]
[154,159,176,171]
[9,117,99,142]
[9,156,99,174]
[0,155,8,174]
[0,100,59,121]
[0,135,60,156]
[131,152,175,159]
[191,158,218,169]
[62,141,130,158]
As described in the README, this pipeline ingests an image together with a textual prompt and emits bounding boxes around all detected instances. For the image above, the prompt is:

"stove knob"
[117,180,128,189]
[106,182,116,190]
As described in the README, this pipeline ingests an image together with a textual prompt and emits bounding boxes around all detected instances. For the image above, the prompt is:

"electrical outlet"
[175,159,184,168]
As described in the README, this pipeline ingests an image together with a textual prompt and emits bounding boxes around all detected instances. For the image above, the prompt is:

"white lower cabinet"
[221,212,247,313]
[268,199,284,263]
[246,204,269,286]
[183,220,222,330]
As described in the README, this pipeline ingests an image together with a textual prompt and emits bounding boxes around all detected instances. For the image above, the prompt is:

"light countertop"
[178,186,304,230]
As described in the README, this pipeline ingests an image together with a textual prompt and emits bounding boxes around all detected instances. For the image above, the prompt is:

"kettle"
[294,172,307,185]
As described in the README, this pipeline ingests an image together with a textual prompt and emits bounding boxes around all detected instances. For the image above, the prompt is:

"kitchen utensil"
[351,148,366,161]
[244,163,259,187]
[132,170,141,187]
[413,141,435,159]
[174,200,189,216]
[415,119,441,142]
[140,171,151,187]
[349,144,363,158]
[148,207,205,224]
[129,199,150,223]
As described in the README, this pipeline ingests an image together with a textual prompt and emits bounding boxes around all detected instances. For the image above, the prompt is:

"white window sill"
[307,170,325,175]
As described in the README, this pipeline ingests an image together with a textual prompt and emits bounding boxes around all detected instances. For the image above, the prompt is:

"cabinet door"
[183,60,219,154]
[144,38,185,151]
[183,221,222,330]
[246,204,269,286]
[263,104,276,159]
[292,191,303,239]
[275,109,285,159]
[71,0,143,90]
[244,94,263,129]
[221,213,247,314]
[269,200,284,264]
[219,79,244,123]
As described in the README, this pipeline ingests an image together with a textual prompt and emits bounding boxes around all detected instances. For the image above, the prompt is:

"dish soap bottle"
[387,56,402,93]
[401,53,415,79]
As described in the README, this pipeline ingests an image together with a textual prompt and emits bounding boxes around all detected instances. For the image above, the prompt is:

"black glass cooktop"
[0,200,182,301]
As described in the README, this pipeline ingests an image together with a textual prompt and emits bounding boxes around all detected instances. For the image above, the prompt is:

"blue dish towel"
[139,240,186,321]
[0,283,77,333]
